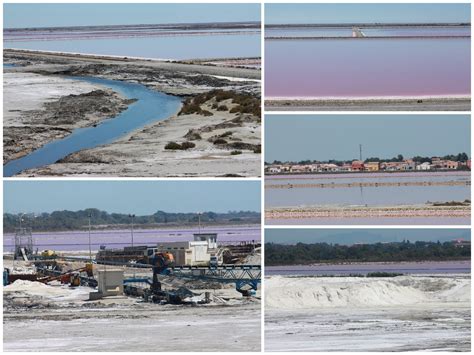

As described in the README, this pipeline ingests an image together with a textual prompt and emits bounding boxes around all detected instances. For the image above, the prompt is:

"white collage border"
[1,0,472,354]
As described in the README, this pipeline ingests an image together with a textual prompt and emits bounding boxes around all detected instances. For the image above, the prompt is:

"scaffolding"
[14,227,34,260]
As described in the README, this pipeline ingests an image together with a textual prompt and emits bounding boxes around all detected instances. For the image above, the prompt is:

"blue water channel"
[3,76,182,176]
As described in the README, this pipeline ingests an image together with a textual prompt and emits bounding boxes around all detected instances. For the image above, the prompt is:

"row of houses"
[265,158,471,174]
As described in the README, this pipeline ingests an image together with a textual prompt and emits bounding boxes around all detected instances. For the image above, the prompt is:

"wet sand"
[4,49,261,177]
[3,72,131,164]
[18,107,261,177]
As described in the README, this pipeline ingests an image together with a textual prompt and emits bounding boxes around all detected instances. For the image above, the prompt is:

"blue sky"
[266,229,471,244]
[265,3,470,24]
[265,114,471,162]
[3,181,261,214]
[3,3,260,28]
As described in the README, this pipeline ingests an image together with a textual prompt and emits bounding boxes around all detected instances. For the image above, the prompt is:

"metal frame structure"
[14,227,34,260]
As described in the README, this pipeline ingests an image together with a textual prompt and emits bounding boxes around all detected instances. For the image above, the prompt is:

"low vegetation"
[164,141,196,150]
[4,209,261,232]
[178,90,260,118]
[265,241,471,266]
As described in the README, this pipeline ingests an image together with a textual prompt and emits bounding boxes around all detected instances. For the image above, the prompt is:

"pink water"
[265,38,470,98]
[3,226,261,251]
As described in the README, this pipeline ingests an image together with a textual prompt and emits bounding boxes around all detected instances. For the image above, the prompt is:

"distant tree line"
[265,241,471,266]
[3,209,260,233]
[265,152,470,165]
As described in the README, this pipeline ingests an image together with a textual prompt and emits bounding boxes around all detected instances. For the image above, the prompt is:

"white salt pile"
[4,279,89,302]
[265,275,471,310]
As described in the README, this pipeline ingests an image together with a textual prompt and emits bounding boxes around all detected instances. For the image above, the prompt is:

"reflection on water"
[265,172,471,208]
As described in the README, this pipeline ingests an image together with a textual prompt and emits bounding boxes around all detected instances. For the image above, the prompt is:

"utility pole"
[88,212,92,262]
[359,144,363,161]
[198,212,202,234]
[129,214,135,247]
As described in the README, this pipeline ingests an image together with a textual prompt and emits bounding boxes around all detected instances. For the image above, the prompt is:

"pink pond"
[265,38,470,98]
[3,226,261,252]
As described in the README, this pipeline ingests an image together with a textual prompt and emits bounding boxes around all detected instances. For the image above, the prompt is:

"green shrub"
[165,142,183,150]
[213,138,227,145]
[178,103,202,116]
[165,141,195,150]
[180,141,196,150]
[231,150,242,155]
[201,110,213,116]
[220,131,233,138]
[366,272,404,278]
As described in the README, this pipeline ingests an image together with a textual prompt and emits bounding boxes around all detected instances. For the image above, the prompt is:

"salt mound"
[4,279,88,301]
[4,280,71,297]
[240,252,261,265]
[265,275,471,310]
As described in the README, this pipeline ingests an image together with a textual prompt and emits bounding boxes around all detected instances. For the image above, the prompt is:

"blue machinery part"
[3,268,10,286]
[124,264,261,293]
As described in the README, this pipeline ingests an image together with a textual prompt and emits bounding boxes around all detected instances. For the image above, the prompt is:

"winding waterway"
[3,76,182,177]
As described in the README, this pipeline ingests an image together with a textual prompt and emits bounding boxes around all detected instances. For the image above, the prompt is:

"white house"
[416,162,432,170]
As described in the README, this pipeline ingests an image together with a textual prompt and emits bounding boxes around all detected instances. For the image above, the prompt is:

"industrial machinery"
[36,262,95,287]
[40,250,57,259]
[145,252,175,302]
[14,228,34,261]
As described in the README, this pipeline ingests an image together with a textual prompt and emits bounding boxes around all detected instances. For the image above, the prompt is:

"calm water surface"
[265,172,471,208]
[4,34,261,60]
[3,76,182,177]
[266,261,471,275]
[265,38,470,97]
[266,26,470,38]
[3,226,261,252]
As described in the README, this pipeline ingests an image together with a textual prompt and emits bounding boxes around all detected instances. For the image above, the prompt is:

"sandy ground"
[5,49,261,96]
[3,72,131,164]
[4,49,261,177]
[265,98,471,111]
[4,298,261,352]
[17,104,261,177]
[265,275,471,351]
[265,205,471,225]
[3,257,261,351]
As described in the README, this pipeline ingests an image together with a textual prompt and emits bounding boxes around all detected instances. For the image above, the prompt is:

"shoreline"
[265,205,471,220]
[15,103,261,177]
[265,97,471,111]
[2,223,261,236]
[266,35,471,40]
[3,72,134,165]
[4,48,261,79]
[266,180,469,189]
[265,171,471,178]
[4,49,261,177]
